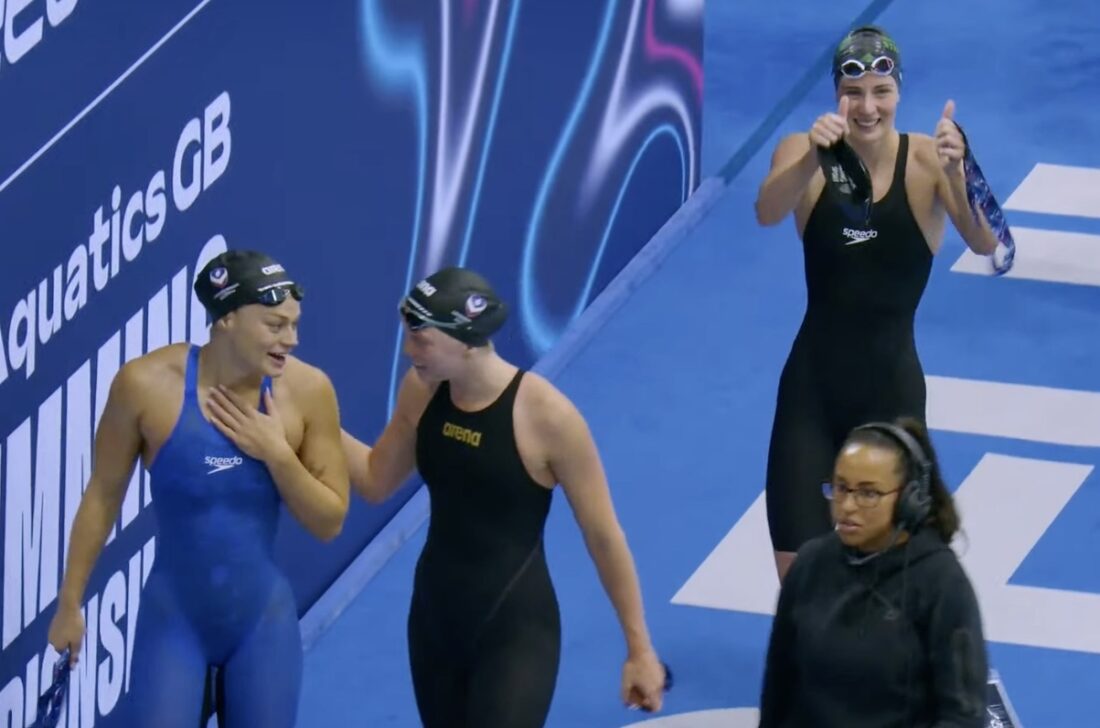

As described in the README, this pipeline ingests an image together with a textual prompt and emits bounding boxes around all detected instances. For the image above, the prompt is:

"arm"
[344,368,434,504]
[926,563,989,727]
[754,133,820,226]
[933,102,999,255]
[758,555,803,727]
[51,363,145,658]
[544,395,655,659]
[265,371,350,541]
[341,430,374,499]
[938,164,1000,255]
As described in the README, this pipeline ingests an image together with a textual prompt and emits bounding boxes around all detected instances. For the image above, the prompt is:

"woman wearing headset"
[758,417,989,727]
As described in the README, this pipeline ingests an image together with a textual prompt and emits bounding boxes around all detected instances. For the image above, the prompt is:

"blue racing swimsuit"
[125,345,301,726]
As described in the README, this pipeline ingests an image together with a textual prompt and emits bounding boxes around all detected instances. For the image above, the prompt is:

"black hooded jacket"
[759,528,989,727]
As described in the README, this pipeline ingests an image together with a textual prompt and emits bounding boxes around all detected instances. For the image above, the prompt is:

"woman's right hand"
[809,96,850,148]
[47,603,85,665]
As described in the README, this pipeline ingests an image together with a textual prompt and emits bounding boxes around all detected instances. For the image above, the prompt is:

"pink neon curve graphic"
[359,0,703,366]
[577,0,698,207]
[644,0,703,101]
[520,0,700,354]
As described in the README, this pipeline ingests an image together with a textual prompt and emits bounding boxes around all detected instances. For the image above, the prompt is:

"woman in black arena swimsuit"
[342,267,670,726]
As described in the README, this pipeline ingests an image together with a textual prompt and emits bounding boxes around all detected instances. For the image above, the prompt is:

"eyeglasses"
[821,481,899,509]
[838,55,895,79]
[255,282,304,306]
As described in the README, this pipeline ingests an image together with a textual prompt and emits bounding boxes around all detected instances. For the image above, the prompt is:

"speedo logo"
[204,455,243,474]
[843,227,878,245]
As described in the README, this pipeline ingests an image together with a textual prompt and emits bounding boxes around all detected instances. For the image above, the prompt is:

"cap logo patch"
[209,267,229,288]
[465,294,487,317]
[261,264,285,275]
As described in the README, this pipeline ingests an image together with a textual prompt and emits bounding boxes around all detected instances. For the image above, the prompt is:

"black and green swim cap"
[832,25,903,88]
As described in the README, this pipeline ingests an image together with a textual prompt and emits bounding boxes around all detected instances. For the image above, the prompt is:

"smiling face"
[837,73,900,143]
[218,298,301,377]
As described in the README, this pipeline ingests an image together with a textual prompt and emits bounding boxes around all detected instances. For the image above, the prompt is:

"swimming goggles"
[253,281,304,306]
[399,300,463,332]
[837,55,896,79]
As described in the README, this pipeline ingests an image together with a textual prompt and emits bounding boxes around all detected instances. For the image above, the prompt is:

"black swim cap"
[399,267,507,347]
[194,250,304,321]
[832,25,903,88]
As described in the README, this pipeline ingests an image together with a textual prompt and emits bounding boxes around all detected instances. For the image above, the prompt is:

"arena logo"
[0,90,232,391]
[0,0,79,76]
[0,239,230,724]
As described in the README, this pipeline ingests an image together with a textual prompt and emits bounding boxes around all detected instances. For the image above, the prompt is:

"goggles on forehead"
[838,55,896,79]
[254,282,304,306]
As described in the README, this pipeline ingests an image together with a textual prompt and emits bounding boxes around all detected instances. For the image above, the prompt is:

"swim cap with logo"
[832,25,903,89]
[399,267,508,347]
[194,250,304,321]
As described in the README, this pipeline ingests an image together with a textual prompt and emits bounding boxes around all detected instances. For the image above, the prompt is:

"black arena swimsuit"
[408,369,561,727]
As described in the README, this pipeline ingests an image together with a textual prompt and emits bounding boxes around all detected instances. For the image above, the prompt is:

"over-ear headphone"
[851,422,932,532]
